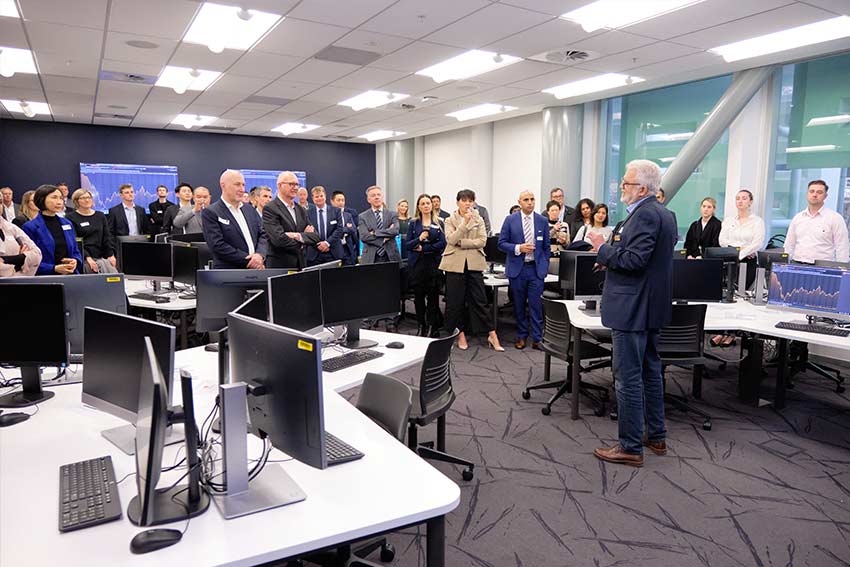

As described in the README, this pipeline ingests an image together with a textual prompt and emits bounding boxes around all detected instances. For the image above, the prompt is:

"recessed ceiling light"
[0,0,20,18]
[1,99,50,117]
[416,50,522,83]
[542,73,644,99]
[172,114,218,129]
[338,90,409,111]
[446,103,517,122]
[785,145,839,154]
[125,40,160,50]
[359,130,406,142]
[807,114,850,127]
[710,16,850,62]
[272,122,321,136]
[183,2,283,54]
[0,46,37,78]
[155,66,220,94]
[561,0,705,33]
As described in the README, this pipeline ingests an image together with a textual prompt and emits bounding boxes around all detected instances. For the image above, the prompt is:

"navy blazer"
[405,218,446,268]
[306,205,344,262]
[22,214,83,275]
[340,208,359,263]
[596,197,677,331]
[107,203,152,246]
[498,211,551,280]
[201,200,268,269]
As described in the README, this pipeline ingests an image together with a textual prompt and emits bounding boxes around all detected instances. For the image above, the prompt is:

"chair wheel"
[837,385,846,394]
[594,404,606,417]
[609,412,618,421]
[702,421,712,431]
[462,467,474,481]
[521,390,531,400]
[541,406,551,416]
[380,543,395,562]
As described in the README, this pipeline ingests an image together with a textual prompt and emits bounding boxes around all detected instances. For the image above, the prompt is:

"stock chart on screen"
[79,163,179,212]
[767,263,850,317]
[239,169,307,193]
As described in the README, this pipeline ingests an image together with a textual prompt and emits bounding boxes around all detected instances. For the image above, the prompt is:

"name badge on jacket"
[329,219,337,225]
[218,217,230,226]
[62,224,73,231]
[80,222,90,227]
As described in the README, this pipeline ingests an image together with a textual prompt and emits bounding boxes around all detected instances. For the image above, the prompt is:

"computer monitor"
[484,236,506,266]
[672,259,724,302]
[814,259,850,269]
[758,250,790,272]
[121,241,173,282]
[194,242,212,270]
[170,233,206,243]
[115,234,150,271]
[268,271,323,332]
[196,269,290,332]
[0,283,66,407]
[767,263,850,322]
[559,251,604,300]
[2,274,127,356]
[227,312,328,469]
[233,289,268,322]
[703,247,739,261]
[172,242,199,287]
[302,259,341,272]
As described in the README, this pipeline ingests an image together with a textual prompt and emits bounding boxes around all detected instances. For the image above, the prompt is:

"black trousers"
[412,262,440,328]
[444,266,492,335]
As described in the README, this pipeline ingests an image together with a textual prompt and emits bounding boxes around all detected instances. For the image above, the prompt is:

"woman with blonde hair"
[396,198,411,238]
[12,190,38,228]
[66,189,118,273]
[405,194,446,337]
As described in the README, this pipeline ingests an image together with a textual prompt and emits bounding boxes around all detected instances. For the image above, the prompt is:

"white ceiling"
[1,0,849,143]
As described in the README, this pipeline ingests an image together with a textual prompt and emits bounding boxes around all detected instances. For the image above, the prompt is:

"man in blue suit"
[498,191,550,350]
[306,186,343,266]
[587,160,676,468]
[331,190,359,265]
[202,169,267,270]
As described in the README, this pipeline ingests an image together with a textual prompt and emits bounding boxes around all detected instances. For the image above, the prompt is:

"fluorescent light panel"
[446,103,518,122]
[359,130,406,142]
[0,46,37,77]
[156,66,220,94]
[710,16,850,63]
[183,2,283,53]
[0,0,20,18]
[338,90,409,111]
[543,73,644,99]
[561,0,705,33]
[1,99,51,116]
[272,122,321,136]
[806,114,850,127]
[172,114,218,129]
[416,50,522,83]
[645,132,694,142]
[785,145,839,153]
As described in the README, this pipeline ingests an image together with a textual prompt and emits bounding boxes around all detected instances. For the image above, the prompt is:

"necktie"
[375,209,382,230]
[523,215,534,261]
[319,209,325,240]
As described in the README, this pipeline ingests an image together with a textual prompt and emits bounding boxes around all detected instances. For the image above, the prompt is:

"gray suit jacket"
[173,204,204,234]
[2,202,17,222]
[358,208,400,263]
[474,204,491,236]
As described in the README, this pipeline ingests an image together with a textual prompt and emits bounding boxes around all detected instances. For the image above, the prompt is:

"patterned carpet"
[341,316,850,567]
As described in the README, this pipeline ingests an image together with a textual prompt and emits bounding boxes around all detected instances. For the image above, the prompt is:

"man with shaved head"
[201,169,267,269]
[262,171,317,269]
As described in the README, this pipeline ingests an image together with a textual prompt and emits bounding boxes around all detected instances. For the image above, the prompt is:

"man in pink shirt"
[784,179,849,264]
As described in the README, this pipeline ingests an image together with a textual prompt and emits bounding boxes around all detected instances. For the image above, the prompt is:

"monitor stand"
[0,366,56,408]
[43,363,84,387]
[343,319,378,349]
[102,422,185,456]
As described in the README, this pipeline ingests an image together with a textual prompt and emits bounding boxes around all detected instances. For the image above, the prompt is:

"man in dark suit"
[149,184,176,235]
[431,194,450,219]
[331,190,359,265]
[546,187,575,223]
[107,184,152,249]
[306,186,343,266]
[1,186,18,222]
[263,171,318,269]
[358,185,400,264]
[498,191,550,350]
[201,170,267,269]
[587,160,677,468]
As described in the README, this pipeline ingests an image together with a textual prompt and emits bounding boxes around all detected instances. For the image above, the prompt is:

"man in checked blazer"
[358,185,400,263]
[263,171,319,269]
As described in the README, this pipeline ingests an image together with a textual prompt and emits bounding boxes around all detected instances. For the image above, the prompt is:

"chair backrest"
[548,257,560,276]
[541,298,570,356]
[657,303,707,359]
[418,330,459,417]
[356,372,413,442]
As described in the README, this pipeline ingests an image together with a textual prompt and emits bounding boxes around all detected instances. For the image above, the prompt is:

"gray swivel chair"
[542,257,562,300]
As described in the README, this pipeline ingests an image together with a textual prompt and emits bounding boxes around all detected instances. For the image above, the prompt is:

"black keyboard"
[130,292,171,303]
[322,349,383,372]
[59,456,122,532]
[775,321,850,337]
[325,431,364,466]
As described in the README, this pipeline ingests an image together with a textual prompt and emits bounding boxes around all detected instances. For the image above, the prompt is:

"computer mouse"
[154,296,171,304]
[130,528,183,554]
[0,412,29,427]
[385,341,405,349]
[204,343,220,352]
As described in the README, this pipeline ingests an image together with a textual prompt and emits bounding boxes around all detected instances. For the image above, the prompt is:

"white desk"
[1,338,459,567]
[125,280,196,349]
[483,268,558,329]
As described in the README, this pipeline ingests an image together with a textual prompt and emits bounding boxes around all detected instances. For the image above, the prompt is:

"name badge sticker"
[217,217,230,225]
[329,220,337,225]
[614,235,622,242]
[430,224,440,229]
[79,222,90,227]
[62,224,73,231]
[536,235,543,241]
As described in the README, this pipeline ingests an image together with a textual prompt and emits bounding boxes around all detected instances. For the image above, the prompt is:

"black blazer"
[149,200,176,234]
[683,216,722,258]
[306,204,344,262]
[262,197,317,269]
[201,200,268,269]
[107,203,152,248]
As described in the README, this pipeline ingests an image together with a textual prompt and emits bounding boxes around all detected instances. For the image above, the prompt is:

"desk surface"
[125,279,196,311]
[1,339,458,567]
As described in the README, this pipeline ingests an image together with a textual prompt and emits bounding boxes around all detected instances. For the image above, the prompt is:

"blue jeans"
[611,329,666,454]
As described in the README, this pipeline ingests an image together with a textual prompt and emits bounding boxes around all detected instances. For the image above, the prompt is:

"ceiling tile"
[206,74,269,95]
[378,73,443,96]
[360,0,490,40]
[35,52,100,79]
[145,88,193,104]
[19,0,107,29]
[192,90,245,108]
[496,0,589,17]
[286,0,396,27]
[0,73,41,91]
[567,30,657,56]
[628,51,724,80]
[416,80,494,102]
[368,41,464,73]
[26,22,104,59]
[94,81,150,113]
[254,18,350,57]
[332,30,413,55]
[279,58,360,85]
[41,75,97,96]
[108,0,199,41]
[332,67,408,90]
[514,66,597,92]
[222,102,279,120]
[424,3,551,49]
[0,17,28,48]
[103,32,177,67]
[484,17,597,58]
[169,43,242,72]
[46,91,94,106]
[93,116,132,126]
[255,79,319,99]
[462,84,537,104]
[228,51,304,79]
[300,85,365,105]
[54,112,94,124]
[277,99,329,116]
[802,0,850,15]
[575,41,702,73]
[182,103,232,115]
[471,60,561,86]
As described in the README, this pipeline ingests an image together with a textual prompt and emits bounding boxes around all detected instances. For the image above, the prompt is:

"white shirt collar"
[224,200,243,213]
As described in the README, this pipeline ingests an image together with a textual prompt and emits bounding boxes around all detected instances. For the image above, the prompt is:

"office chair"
[542,257,563,300]
[521,299,611,417]
[782,343,845,394]
[407,330,475,481]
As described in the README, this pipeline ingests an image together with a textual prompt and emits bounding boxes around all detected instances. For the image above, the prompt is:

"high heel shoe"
[457,341,469,351]
[487,337,505,352]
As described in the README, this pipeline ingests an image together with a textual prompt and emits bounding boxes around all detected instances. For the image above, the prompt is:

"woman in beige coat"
[0,215,41,277]
[439,189,504,351]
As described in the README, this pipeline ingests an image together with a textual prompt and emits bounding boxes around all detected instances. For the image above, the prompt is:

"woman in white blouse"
[0,215,41,277]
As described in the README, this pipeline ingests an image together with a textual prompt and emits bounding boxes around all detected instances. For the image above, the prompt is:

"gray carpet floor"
[342,315,850,567]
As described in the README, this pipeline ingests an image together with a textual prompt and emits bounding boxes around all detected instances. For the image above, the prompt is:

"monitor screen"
[767,263,850,320]
[196,269,291,332]
[484,236,506,264]
[232,289,268,322]
[172,243,199,287]
[268,271,323,332]
[133,337,168,526]
[79,163,178,212]
[757,250,790,271]
[227,312,327,469]
[82,307,175,423]
[0,283,67,366]
[320,263,401,325]
[560,251,604,298]
[704,247,739,261]
[121,242,173,281]
[239,169,307,194]
[672,259,724,302]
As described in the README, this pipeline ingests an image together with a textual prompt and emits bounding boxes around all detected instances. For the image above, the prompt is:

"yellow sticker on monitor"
[106,277,121,283]
[297,340,313,352]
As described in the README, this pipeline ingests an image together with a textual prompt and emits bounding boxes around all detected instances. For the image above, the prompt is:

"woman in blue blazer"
[22,185,83,275]
[405,194,446,337]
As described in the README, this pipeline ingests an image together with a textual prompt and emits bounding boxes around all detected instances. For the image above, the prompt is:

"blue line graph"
[80,163,178,212]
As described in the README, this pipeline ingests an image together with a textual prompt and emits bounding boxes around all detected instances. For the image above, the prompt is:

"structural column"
[541,105,583,204]
[385,138,415,205]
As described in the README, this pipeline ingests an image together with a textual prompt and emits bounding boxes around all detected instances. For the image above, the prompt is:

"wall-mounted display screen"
[240,169,307,193]
[79,163,179,212]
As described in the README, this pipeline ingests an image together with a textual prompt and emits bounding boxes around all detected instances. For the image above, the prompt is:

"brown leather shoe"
[643,439,667,456]
[531,341,542,351]
[593,445,643,467]
[515,338,526,350]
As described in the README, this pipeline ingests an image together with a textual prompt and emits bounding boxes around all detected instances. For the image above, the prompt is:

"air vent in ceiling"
[314,45,381,66]
[400,103,416,110]
[94,112,135,120]
[99,70,157,85]
[200,126,235,132]
[244,95,293,106]
[324,134,355,141]
[529,49,599,66]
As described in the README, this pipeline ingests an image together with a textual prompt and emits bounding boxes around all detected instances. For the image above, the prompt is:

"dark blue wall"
[0,119,375,212]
